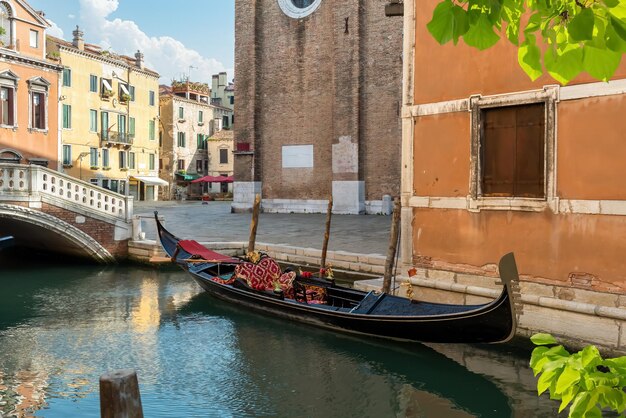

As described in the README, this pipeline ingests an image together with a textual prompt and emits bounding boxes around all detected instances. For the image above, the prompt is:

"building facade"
[211,71,234,128]
[158,81,233,200]
[0,0,61,169]
[47,28,162,201]
[400,0,626,350]
[233,0,402,214]
[206,129,234,194]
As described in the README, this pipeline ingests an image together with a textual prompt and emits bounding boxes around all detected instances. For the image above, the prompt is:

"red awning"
[191,175,234,183]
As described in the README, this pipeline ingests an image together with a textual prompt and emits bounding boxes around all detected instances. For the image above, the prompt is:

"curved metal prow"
[497,252,522,342]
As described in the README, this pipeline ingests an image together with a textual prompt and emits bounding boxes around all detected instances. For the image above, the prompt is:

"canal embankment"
[131,201,626,355]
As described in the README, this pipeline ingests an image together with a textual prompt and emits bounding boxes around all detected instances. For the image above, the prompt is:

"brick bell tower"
[233,0,402,214]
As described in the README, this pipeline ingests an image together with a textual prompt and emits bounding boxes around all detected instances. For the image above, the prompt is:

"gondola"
[0,236,14,251]
[155,212,520,344]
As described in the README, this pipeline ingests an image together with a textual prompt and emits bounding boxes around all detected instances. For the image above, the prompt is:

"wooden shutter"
[481,103,545,198]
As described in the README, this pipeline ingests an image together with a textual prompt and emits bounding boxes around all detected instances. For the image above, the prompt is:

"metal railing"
[100,131,134,145]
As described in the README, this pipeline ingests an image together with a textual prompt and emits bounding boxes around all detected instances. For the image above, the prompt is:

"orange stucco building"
[0,0,61,169]
[400,1,626,350]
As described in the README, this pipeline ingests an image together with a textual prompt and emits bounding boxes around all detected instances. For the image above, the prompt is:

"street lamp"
[78,151,90,180]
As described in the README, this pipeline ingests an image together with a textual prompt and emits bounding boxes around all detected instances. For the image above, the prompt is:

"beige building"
[206,129,234,194]
[159,81,233,200]
[47,27,162,201]
[211,71,234,128]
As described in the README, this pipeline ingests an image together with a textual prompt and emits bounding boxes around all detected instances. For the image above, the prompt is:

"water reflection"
[0,265,556,417]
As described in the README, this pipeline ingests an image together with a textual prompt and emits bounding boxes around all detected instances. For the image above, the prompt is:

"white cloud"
[68,14,76,19]
[76,0,227,83]
[46,18,64,38]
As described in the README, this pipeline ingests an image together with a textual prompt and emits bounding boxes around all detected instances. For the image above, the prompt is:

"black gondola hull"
[155,212,518,344]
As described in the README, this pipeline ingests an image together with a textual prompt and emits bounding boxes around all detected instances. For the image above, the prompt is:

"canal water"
[0,260,559,417]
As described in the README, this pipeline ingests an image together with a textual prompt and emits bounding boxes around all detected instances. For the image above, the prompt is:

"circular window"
[277,0,322,18]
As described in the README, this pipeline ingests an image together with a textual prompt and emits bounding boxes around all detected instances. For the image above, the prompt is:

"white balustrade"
[0,163,132,222]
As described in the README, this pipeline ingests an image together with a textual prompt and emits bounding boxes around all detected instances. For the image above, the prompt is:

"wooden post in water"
[247,194,261,254]
[382,198,401,294]
[100,369,144,418]
[320,195,333,271]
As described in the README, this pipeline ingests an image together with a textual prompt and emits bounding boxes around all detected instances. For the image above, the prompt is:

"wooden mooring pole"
[247,194,261,253]
[320,195,333,270]
[382,198,401,294]
[100,369,144,418]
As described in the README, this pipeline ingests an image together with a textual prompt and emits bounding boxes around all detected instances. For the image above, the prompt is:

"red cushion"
[178,240,240,263]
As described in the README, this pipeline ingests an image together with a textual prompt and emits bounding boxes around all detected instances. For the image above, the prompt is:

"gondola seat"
[234,256,296,297]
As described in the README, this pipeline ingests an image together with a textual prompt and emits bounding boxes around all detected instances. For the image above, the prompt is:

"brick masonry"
[234,0,402,209]
[9,201,128,259]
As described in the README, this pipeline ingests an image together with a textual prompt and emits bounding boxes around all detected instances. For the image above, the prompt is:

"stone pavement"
[134,200,393,256]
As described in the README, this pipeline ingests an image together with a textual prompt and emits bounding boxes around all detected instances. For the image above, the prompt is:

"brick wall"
[234,0,402,202]
[41,203,128,258]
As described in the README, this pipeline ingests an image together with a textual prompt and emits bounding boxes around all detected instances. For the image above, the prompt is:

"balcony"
[101,131,134,148]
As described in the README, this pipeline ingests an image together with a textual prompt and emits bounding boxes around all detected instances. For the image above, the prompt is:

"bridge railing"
[0,163,133,222]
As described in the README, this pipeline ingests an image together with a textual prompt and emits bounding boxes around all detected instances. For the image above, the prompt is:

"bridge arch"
[0,203,114,262]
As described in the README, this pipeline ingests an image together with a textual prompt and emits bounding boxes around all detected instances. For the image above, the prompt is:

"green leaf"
[452,6,470,44]
[531,333,558,346]
[559,385,580,413]
[463,13,501,50]
[427,1,456,45]
[569,392,591,418]
[555,365,581,394]
[538,367,562,396]
[581,345,602,368]
[583,45,621,81]
[610,15,626,42]
[606,22,626,52]
[569,8,595,41]
[604,0,620,7]
[518,40,543,80]
[544,46,584,84]
[524,12,543,34]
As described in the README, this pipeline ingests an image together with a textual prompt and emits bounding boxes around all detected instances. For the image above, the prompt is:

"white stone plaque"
[332,136,358,174]
[282,145,314,168]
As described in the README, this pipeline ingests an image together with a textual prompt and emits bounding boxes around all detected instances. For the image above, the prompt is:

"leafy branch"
[427,0,626,84]
[530,333,626,417]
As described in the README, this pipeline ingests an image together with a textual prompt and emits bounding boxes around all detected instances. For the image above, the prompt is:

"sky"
[27,0,235,84]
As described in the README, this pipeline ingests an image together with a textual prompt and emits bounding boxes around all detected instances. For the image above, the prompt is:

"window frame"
[62,104,72,129]
[89,109,98,132]
[62,144,72,166]
[102,148,110,168]
[89,147,98,168]
[149,153,155,171]
[219,148,228,164]
[148,119,155,141]
[0,70,18,128]
[468,87,557,213]
[62,68,71,87]
[89,75,98,93]
[29,29,38,48]
[149,90,155,106]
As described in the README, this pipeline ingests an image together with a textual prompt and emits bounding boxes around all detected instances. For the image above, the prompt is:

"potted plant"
[120,93,131,102]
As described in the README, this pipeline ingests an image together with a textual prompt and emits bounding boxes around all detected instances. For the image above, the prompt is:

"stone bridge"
[0,163,133,262]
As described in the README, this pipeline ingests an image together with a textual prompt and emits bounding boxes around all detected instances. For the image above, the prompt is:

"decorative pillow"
[234,257,283,290]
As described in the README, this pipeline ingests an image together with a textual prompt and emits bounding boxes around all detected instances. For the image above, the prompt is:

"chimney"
[134,50,144,70]
[72,26,84,51]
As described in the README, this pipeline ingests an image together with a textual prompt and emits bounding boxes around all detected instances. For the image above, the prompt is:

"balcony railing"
[101,131,134,146]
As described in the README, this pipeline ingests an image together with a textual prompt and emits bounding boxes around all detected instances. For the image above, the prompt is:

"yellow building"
[47,27,164,201]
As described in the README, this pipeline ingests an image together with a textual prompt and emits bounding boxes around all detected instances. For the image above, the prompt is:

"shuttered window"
[481,103,545,198]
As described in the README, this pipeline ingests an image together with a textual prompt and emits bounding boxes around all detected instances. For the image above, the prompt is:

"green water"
[0,261,558,417]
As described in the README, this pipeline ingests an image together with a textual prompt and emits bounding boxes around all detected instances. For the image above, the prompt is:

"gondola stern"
[497,252,522,343]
